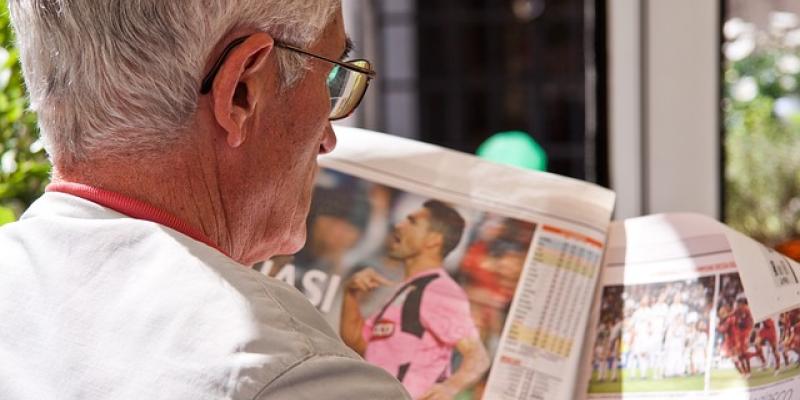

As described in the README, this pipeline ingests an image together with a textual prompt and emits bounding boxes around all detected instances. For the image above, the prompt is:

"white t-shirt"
[0,192,410,400]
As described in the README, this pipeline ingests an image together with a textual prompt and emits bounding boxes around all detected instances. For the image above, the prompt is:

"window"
[360,0,607,182]
[722,1,800,252]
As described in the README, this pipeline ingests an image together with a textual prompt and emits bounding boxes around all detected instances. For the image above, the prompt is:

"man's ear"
[210,33,275,148]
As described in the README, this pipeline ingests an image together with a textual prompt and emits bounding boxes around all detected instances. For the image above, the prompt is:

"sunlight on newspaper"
[257,127,800,399]
[582,214,800,399]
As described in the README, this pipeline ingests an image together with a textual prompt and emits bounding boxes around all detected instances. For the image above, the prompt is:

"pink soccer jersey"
[363,268,479,398]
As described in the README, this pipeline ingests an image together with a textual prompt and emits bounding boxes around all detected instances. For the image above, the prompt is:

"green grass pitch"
[587,366,800,394]
[588,370,704,393]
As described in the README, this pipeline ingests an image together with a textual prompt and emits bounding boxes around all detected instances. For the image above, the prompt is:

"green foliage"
[724,18,800,245]
[0,204,13,225]
[0,0,50,225]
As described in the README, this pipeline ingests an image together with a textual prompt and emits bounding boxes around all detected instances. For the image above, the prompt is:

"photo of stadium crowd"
[588,277,716,393]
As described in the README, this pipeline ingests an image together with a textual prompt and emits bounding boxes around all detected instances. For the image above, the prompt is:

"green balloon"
[476,131,548,171]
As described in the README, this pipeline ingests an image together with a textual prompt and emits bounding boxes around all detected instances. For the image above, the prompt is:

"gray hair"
[9,0,340,166]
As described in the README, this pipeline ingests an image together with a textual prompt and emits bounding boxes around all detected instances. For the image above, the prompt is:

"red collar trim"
[46,182,229,256]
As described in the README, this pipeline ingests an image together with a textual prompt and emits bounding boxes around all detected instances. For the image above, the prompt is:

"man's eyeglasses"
[200,36,376,121]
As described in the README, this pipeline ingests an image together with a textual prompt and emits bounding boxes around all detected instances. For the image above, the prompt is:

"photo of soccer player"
[459,217,534,350]
[341,200,491,399]
[709,273,800,390]
[264,168,538,399]
[588,277,716,394]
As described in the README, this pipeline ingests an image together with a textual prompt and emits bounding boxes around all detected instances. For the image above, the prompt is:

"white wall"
[608,0,643,219]
[609,0,720,219]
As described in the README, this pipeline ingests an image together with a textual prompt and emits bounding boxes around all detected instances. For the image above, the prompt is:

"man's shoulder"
[419,269,468,300]
[0,195,371,399]
[257,354,411,399]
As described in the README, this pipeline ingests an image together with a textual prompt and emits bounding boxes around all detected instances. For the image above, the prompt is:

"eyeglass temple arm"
[275,42,377,78]
[200,36,377,94]
[200,36,249,94]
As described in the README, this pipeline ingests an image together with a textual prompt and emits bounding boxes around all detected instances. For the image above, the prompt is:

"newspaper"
[256,127,800,399]
[581,214,800,400]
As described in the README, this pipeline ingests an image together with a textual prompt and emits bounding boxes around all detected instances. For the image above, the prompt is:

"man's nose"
[319,123,337,154]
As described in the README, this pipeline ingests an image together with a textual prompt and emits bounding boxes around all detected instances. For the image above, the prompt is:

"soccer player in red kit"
[747,318,780,373]
[732,297,755,377]
[718,304,745,375]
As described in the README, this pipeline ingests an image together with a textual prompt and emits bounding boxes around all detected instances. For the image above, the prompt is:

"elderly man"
[0,1,409,399]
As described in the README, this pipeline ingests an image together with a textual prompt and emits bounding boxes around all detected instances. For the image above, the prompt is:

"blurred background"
[722,0,800,252]
[3,0,800,256]
[338,0,605,183]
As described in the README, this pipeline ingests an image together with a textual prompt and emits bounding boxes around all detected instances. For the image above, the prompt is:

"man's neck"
[52,148,236,259]
[403,253,444,279]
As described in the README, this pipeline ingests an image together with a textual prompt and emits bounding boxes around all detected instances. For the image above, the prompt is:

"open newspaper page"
[581,213,800,400]
[258,127,615,399]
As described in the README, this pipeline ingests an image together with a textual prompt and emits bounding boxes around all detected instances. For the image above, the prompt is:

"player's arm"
[419,336,490,400]
[610,335,621,355]
[340,268,393,356]
[340,286,367,355]
[627,328,636,348]
[788,325,799,343]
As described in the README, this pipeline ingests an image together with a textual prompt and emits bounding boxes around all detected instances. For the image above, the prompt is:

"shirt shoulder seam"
[251,353,316,399]
[249,274,317,358]
[252,353,408,400]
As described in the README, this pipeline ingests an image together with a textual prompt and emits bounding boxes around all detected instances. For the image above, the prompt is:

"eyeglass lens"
[327,60,372,120]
